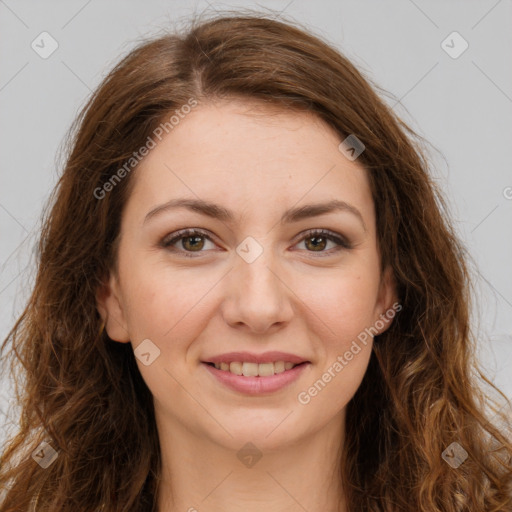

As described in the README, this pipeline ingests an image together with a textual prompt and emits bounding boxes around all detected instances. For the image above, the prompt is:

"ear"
[372,265,400,336]
[96,272,131,343]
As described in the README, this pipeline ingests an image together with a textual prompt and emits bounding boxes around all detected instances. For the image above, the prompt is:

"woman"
[1,12,511,512]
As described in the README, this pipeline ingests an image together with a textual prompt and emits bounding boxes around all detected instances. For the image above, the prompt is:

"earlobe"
[95,274,131,343]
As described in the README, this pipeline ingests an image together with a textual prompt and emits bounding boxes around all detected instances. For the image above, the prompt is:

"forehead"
[126,99,374,226]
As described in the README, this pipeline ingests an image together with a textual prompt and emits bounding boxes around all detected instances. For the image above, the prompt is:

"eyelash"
[160,228,352,258]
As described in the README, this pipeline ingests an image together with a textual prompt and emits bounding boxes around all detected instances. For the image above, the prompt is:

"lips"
[201,351,310,394]
[204,351,308,365]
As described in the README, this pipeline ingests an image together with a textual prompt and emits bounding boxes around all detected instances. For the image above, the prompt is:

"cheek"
[295,272,376,412]
[292,269,378,411]
[299,269,381,346]
[298,344,372,418]
[121,269,214,395]
[119,263,214,344]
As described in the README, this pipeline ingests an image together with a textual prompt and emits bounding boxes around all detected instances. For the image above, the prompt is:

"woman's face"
[97,99,396,451]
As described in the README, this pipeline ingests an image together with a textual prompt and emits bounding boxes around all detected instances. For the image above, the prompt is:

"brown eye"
[161,229,215,257]
[181,235,206,251]
[304,234,328,251]
[296,229,352,256]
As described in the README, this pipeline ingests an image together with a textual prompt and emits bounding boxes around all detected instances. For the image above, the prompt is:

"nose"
[221,246,294,335]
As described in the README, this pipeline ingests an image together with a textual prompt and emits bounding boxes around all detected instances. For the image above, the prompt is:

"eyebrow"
[143,198,367,231]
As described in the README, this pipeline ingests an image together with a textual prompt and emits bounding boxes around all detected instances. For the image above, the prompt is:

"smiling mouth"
[205,361,307,377]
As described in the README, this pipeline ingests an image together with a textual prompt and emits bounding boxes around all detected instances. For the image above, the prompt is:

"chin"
[196,412,302,451]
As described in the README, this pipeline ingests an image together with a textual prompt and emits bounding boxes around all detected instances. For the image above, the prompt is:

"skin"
[96,98,397,512]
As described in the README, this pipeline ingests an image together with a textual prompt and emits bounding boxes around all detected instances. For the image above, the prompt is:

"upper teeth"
[213,361,296,376]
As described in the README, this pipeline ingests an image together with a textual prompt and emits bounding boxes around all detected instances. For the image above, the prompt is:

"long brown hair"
[1,10,511,511]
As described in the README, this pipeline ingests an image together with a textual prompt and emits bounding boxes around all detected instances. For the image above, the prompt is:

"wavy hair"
[1,11,511,512]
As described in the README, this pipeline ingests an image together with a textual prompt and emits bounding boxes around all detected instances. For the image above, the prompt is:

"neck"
[155,410,347,512]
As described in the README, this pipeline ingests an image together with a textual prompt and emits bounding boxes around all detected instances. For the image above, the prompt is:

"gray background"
[1,0,511,440]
